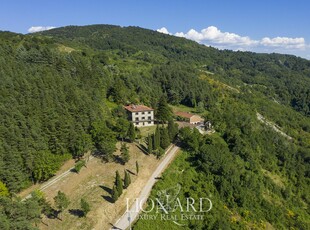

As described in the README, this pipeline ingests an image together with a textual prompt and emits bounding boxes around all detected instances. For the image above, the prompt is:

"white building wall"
[131,110,154,127]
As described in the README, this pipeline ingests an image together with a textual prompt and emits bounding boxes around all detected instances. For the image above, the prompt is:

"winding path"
[22,156,93,201]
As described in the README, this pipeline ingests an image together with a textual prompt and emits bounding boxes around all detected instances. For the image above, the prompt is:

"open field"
[170,104,196,113]
[18,141,173,230]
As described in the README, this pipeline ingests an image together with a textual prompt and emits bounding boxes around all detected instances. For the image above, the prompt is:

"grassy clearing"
[138,125,157,137]
[170,104,195,113]
[57,44,75,53]
[38,142,162,230]
[104,99,119,110]
[261,169,285,188]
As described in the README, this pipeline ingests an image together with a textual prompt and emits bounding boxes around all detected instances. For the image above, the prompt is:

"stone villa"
[124,104,154,127]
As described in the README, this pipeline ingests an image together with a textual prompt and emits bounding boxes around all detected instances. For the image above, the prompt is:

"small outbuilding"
[174,111,204,124]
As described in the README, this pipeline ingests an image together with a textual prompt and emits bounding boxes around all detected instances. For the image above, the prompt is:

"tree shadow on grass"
[70,168,78,173]
[99,185,114,203]
[136,144,149,155]
[126,169,136,176]
[45,209,59,219]
[102,195,114,203]
[114,155,125,165]
[99,185,112,195]
[69,209,84,218]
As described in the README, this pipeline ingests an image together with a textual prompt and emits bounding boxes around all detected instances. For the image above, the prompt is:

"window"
[148,116,151,120]
[135,122,139,125]
[148,121,152,124]
[135,118,139,121]
[142,117,145,120]
[148,111,151,114]
[142,112,145,114]
[135,112,138,115]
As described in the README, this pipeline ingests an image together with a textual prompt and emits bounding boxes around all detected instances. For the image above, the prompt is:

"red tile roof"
[124,104,154,112]
[175,111,196,119]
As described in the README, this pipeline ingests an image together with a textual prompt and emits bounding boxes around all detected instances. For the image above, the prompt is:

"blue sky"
[1,0,309,58]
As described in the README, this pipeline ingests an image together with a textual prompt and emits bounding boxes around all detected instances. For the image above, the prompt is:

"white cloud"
[28,26,56,33]
[175,26,258,46]
[157,27,170,35]
[158,26,308,56]
[261,37,305,49]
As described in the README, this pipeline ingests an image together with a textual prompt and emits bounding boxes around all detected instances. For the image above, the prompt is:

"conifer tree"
[136,161,139,175]
[148,134,153,154]
[54,191,70,220]
[111,185,119,203]
[154,125,160,150]
[115,170,123,195]
[156,96,172,123]
[120,143,130,164]
[124,170,131,189]
[80,198,90,217]
[167,119,178,142]
[127,123,136,142]
[160,127,170,149]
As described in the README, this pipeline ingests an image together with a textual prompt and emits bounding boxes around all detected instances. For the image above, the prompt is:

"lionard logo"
[126,184,212,226]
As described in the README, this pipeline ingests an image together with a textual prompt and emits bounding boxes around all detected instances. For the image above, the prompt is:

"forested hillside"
[0,25,309,229]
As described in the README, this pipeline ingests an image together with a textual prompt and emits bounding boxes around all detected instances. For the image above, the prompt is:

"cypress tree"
[127,123,136,142]
[168,119,178,142]
[111,185,119,203]
[80,198,90,217]
[124,170,130,189]
[160,127,170,149]
[115,170,123,195]
[148,134,153,154]
[154,125,160,150]
[136,161,139,175]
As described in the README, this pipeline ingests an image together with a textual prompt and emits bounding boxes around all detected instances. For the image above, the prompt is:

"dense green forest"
[0,25,309,229]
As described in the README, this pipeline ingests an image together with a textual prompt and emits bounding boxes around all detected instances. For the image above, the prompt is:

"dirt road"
[22,156,93,201]
[112,144,180,230]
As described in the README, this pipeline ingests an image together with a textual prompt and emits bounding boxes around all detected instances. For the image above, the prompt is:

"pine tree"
[127,123,136,142]
[111,185,119,203]
[148,134,153,154]
[160,127,170,149]
[54,191,70,220]
[74,160,86,173]
[115,171,123,195]
[80,198,90,217]
[136,161,139,175]
[124,170,131,189]
[156,96,172,123]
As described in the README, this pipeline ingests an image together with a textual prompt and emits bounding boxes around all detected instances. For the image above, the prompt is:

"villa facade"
[124,104,155,127]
